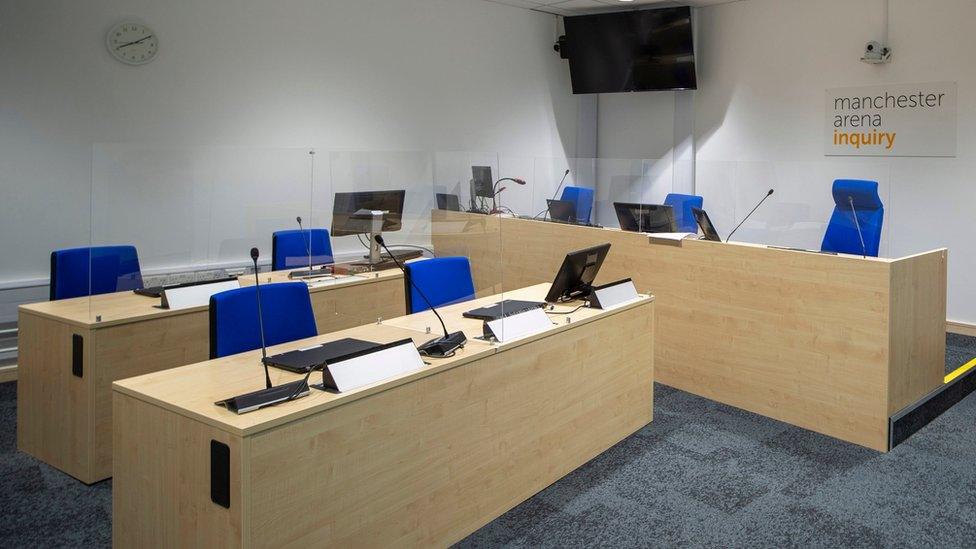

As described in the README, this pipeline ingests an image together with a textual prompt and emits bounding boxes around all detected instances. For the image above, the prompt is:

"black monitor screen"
[472,166,494,198]
[436,193,461,211]
[564,6,696,94]
[331,190,406,237]
[692,207,722,241]
[545,243,611,303]
[547,199,576,223]
[614,202,676,233]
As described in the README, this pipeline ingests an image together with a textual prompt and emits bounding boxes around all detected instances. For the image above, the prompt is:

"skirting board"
[890,362,976,449]
[0,365,17,384]
[947,320,976,337]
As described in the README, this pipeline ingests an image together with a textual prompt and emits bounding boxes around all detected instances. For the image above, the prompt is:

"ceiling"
[482,0,739,16]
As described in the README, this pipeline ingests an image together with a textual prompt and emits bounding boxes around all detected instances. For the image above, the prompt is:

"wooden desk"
[18,267,405,484]
[112,285,654,547]
[432,210,948,452]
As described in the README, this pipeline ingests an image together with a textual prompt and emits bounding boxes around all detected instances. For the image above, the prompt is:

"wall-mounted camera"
[554,35,568,60]
[861,41,891,64]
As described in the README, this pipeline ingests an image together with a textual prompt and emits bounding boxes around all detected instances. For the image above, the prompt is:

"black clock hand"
[115,35,153,50]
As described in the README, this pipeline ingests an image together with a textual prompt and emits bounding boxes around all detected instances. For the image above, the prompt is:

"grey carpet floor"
[2,335,975,548]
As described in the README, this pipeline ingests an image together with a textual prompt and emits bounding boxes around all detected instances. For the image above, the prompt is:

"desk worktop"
[19,266,402,329]
[113,284,653,438]
[382,282,619,344]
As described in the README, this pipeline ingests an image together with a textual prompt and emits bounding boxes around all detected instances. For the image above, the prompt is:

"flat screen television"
[564,6,697,94]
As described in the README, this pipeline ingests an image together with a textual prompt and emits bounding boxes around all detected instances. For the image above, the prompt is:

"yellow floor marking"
[945,357,976,384]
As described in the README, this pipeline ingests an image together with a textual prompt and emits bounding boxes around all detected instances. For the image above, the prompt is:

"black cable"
[545,303,587,315]
[357,234,436,259]
[286,364,319,400]
[356,234,370,249]
[374,235,451,339]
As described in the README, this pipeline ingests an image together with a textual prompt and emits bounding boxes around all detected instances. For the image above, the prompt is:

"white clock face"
[106,22,158,65]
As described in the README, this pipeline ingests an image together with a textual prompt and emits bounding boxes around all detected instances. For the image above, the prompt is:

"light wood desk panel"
[113,286,654,547]
[430,211,504,297]
[18,267,405,484]
[431,210,947,451]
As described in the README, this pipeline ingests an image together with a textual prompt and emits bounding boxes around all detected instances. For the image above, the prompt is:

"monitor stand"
[366,229,383,265]
[349,212,390,270]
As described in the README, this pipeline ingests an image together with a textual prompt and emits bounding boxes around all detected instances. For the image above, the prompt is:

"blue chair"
[49,245,143,301]
[272,229,334,271]
[559,187,595,225]
[403,257,475,314]
[821,179,884,257]
[664,193,704,233]
[209,282,317,359]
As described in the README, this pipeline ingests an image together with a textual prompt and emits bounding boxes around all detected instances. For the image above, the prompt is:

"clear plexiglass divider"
[84,147,940,350]
[695,159,893,256]
[324,151,504,351]
[89,145,314,324]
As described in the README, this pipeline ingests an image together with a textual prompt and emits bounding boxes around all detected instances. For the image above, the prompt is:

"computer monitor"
[544,243,611,303]
[436,193,461,211]
[547,199,576,223]
[692,207,722,242]
[471,166,495,199]
[331,190,406,237]
[613,202,676,233]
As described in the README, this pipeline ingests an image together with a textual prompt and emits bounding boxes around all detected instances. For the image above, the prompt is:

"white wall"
[694,0,976,324]
[596,0,976,324]
[0,0,579,302]
[591,92,677,225]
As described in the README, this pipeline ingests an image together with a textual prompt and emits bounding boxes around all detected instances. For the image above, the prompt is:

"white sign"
[324,340,425,393]
[161,279,240,310]
[485,308,552,343]
[825,82,956,157]
[590,279,640,310]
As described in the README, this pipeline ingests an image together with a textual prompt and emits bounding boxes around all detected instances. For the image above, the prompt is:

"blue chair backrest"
[272,229,334,271]
[403,257,475,314]
[559,186,595,225]
[821,179,884,257]
[50,245,143,301]
[209,282,317,359]
[664,193,704,233]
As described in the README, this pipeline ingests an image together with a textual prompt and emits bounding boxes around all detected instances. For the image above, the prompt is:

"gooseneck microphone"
[532,169,570,220]
[374,235,467,357]
[848,196,867,258]
[492,177,527,195]
[546,169,572,220]
[296,216,312,269]
[214,248,313,414]
[251,247,272,389]
[550,169,571,202]
[726,189,774,243]
[491,178,526,214]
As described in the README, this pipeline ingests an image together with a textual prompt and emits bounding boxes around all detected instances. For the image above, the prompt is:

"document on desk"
[305,274,352,288]
[648,232,698,241]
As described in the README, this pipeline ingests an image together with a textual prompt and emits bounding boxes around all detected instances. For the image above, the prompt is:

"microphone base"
[214,379,310,414]
[418,331,467,358]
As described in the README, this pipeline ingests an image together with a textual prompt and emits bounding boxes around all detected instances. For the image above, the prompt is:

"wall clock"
[106,21,158,65]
